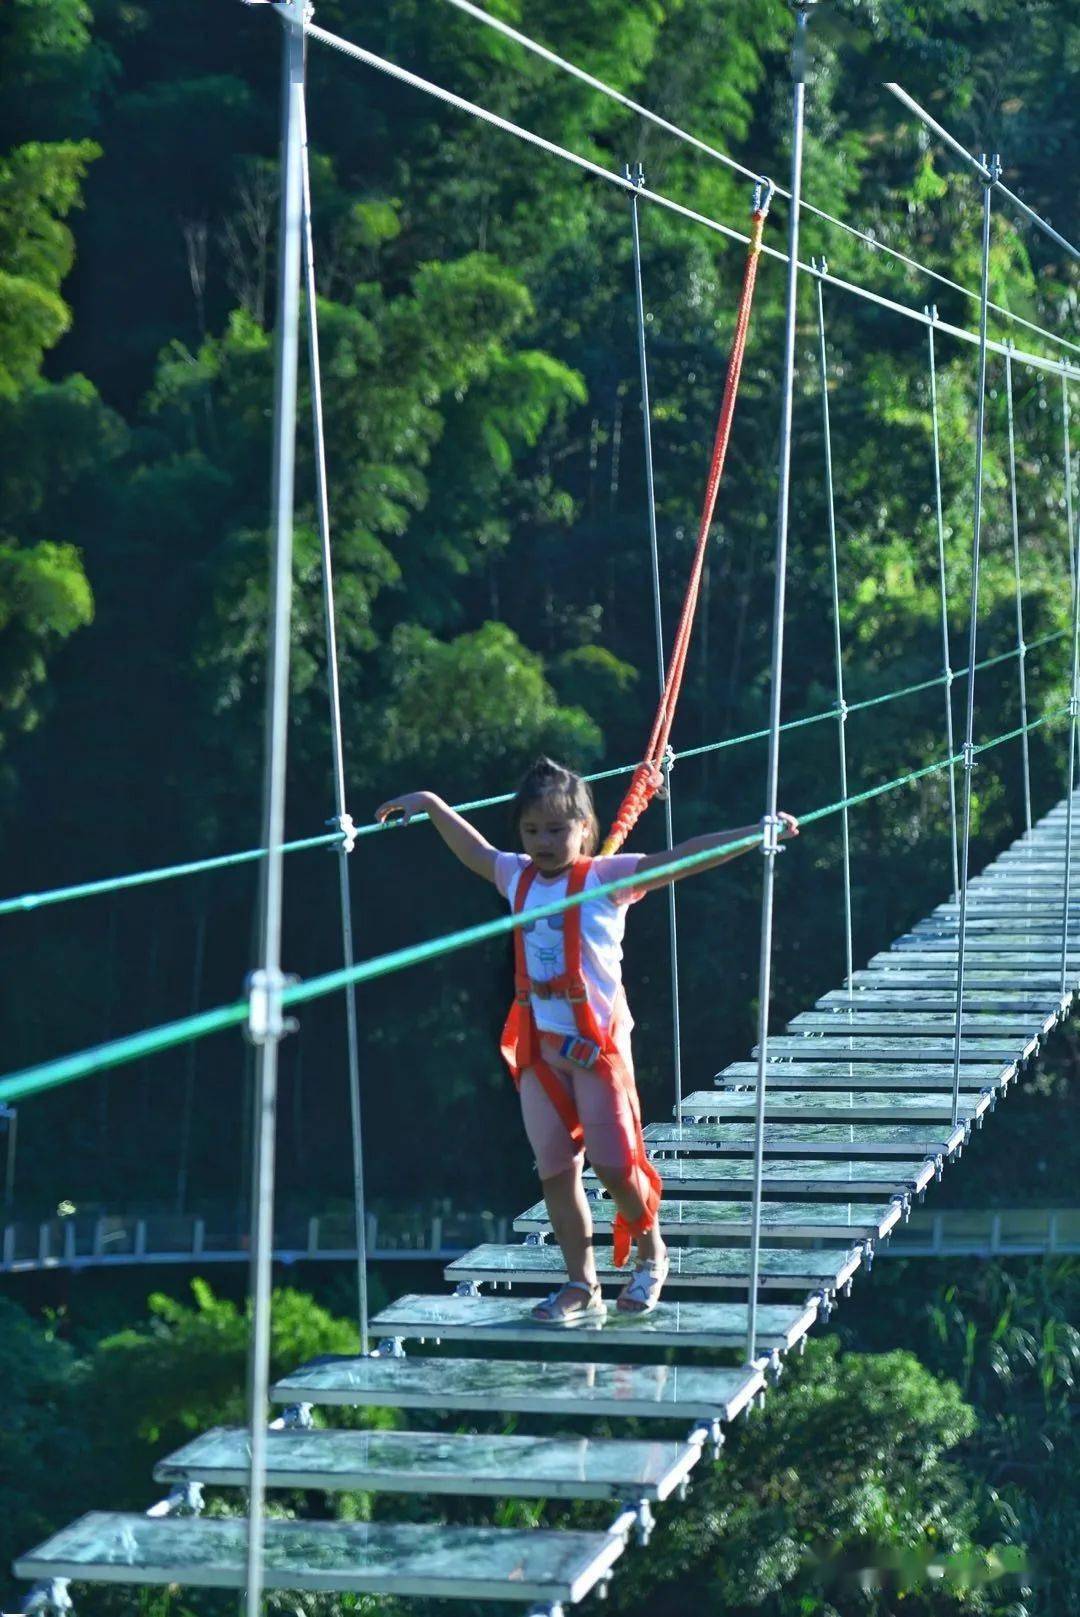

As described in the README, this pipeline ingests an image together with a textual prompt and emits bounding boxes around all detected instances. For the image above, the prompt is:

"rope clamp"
[624,161,646,191]
[752,175,776,216]
[944,665,955,687]
[246,967,299,1044]
[961,741,977,773]
[811,254,828,278]
[655,745,676,799]
[835,697,849,723]
[328,811,357,854]
[760,814,786,856]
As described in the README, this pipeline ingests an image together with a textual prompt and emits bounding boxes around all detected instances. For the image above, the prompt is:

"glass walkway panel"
[643,1119,967,1157]
[154,1427,703,1502]
[445,1241,864,1296]
[514,1196,905,1242]
[368,1293,820,1353]
[16,1515,627,1604]
[679,1089,992,1124]
[271,1355,766,1422]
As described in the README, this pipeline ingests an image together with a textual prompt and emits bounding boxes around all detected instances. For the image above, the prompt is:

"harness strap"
[500,857,662,1265]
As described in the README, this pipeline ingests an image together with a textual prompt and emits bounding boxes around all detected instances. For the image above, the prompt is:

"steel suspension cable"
[294,12,1080,387]
[2,702,1070,1111]
[950,156,998,1131]
[1004,344,1033,834]
[927,308,961,896]
[1061,374,1080,996]
[440,0,1080,361]
[746,0,810,1368]
[814,264,854,1001]
[298,85,370,1355]
[627,165,684,1126]
[243,5,305,1613]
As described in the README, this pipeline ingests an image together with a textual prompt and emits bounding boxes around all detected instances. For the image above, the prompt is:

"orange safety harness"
[499,857,662,1266]
[601,183,774,855]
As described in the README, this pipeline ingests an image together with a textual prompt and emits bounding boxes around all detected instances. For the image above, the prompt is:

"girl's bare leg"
[540,1163,597,1286]
[590,1163,667,1264]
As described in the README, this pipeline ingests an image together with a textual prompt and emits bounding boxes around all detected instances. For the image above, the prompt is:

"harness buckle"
[559,1035,601,1069]
[566,978,589,1003]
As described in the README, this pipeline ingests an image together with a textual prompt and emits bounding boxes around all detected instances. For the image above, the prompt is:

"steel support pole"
[1004,346,1032,834]
[244,4,305,1613]
[298,81,370,1354]
[813,268,853,999]
[2,1106,15,1210]
[745,0,812,1365]
[949,156,998,1129]
[1060,372,1080,996]
[927,309,961,896]
[628,165,684,1127]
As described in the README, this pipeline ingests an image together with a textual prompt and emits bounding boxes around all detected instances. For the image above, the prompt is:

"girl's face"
[519,797,587,875]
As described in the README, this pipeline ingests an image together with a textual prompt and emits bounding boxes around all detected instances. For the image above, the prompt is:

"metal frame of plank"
[444,1242,865,1299]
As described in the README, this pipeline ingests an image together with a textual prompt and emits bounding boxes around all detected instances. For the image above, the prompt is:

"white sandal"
[616,1255,670,1315]
[530,1280,607,1327]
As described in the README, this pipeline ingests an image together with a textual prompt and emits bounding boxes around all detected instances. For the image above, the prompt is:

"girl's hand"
[375,791,433,826]
[777,811,799,840]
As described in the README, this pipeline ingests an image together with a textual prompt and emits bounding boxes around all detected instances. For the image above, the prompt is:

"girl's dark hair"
[511,756,600,854]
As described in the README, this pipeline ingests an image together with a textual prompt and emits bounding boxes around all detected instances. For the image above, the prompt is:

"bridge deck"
[17,795,1080,1608]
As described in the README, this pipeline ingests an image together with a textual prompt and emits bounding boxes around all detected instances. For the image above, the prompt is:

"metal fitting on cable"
[981,152,1002,188]
[835,696,848,723]
[810,254,828,278]
[944,665,955,686]
[961,740,977,772]
[753,175,776,215]
[245,966,299,1044]
[624,160,645,191]
[759,814,786,856]
[656,744,676,799]
[328,811,357,854]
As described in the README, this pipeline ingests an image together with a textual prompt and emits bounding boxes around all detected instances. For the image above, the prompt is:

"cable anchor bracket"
[245,966,300,1045]
[961,740,978,773]
[328,811,357,854]
[760,814,786,857]
[624,161,646,191]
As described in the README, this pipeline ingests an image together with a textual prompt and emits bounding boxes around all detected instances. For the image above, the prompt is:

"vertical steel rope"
[746,0,812,1365]
[1004,345,1033,834]
[949,156,998,1130]
[813,267,853,999]
[244,5,305,1614]
[927,309,961,897]
[298,81,370,1354]
[628,164,684,1127]
[1061,371,1080,997]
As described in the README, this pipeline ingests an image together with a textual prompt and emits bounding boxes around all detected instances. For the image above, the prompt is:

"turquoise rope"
[5,629,1064,922]
[0,832,342,918]
[7,700,1054,1107]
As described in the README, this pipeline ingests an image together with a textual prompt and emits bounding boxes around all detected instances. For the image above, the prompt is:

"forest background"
[2,0,1080,1613]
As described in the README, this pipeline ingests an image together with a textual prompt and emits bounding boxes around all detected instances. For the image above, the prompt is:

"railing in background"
[0,1207,508,1274]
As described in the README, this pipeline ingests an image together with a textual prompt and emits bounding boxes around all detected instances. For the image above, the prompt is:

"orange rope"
[601,190,772,855]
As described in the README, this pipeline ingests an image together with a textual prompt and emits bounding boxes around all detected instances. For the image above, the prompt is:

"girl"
[376,757,798,1325]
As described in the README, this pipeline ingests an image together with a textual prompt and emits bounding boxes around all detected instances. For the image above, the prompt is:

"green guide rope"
[2,702,1065,1111]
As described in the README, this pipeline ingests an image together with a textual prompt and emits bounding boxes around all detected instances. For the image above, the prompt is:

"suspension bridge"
[6,0,1080,1612]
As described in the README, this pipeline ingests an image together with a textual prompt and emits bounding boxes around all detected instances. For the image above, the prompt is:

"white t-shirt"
[495,852,647,1036]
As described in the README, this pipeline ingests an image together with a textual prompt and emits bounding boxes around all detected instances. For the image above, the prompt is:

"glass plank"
[514,1197,901,1241]
[753,1038,1026,1062]
[15,1513,624,1604]
[789,1012,1040,1035]
[680,1090,986,1124]
[155,1427,699,1503]
[371,1293,817,1352]
[444,1242,863,1293]
[271,1355,765,1422]
[719,1060,1003,1080]
[817,992,1057,1013]
[643,1121,963,1157]
[600,1158,929,1195]
[726,1061,1006,1087]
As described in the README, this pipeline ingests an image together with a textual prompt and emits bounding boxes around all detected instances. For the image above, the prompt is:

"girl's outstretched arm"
[633,812,799,893]
[374,791,498,882]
